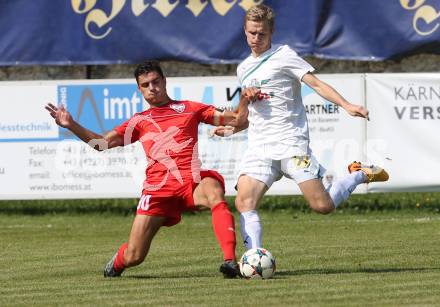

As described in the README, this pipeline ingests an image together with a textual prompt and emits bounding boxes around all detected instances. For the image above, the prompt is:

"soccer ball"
[239,248,276,279]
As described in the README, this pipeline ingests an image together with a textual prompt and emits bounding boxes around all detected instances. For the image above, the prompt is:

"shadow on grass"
[124,273,217,279]
[275,267,440,278]
[121,267,440,280]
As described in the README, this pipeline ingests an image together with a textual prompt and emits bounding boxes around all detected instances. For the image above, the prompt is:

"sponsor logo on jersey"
[249,78,261,88]
[170,103,185,113]
[261,79,271,85]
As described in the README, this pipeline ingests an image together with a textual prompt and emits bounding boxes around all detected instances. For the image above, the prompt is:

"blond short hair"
[244,4,275,31]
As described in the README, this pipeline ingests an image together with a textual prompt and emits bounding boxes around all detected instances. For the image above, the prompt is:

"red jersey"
[114,100,215,194]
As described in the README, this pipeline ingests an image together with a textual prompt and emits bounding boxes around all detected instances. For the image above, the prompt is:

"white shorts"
[236,149,325,188]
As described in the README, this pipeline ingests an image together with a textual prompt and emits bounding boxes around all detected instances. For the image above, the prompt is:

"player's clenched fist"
[241,87,261,103]
[345,104,370,120]
[210,126,235,137]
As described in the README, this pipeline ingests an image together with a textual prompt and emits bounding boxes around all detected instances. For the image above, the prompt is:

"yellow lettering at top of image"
[400,0,439,36]
[71,0,265,39]
[72,0,126,39]
[132,0,150,16]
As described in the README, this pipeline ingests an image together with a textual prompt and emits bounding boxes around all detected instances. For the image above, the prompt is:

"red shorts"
[136,170,225,227]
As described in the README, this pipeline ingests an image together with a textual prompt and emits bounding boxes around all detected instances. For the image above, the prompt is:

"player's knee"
[235,195,257,213]
[203,179,225,207]
[317,206,334,215]
[207,186,224,206]
[309,200,334,215]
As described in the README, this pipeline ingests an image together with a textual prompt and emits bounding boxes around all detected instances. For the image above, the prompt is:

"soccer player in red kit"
[45,61,248,278]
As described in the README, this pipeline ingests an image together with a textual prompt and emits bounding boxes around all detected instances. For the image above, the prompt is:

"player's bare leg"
[299,162,389,213]
[104,215,165,277]
[298,178,334,214]
[235,175,268,250]
[193,177,238,278]
[125,215,165,266]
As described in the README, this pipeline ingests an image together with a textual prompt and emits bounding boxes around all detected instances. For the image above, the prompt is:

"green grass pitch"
[1,211,439,306]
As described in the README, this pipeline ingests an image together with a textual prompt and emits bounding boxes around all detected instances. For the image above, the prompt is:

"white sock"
[327,171,366,208]
[239,210,262,250]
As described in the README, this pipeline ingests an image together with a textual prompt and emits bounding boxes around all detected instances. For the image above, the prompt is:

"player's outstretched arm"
[302,73,369,120]
[45,103,123,151]
[213,89,251,128]
[211,88,253,137]
[210,122,249,137]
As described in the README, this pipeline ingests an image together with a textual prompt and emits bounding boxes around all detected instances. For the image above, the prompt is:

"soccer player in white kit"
[214,4,389,250]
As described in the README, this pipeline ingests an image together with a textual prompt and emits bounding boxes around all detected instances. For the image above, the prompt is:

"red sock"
[113,243,128,272]
[211,201,236,261]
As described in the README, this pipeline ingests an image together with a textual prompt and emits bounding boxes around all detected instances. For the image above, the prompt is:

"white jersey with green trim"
[237,44,315,159]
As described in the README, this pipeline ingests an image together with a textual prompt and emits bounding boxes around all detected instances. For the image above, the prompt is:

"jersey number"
[137,194,152,211]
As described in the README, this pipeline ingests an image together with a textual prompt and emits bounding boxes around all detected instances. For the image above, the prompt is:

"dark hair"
[134,61,165,83]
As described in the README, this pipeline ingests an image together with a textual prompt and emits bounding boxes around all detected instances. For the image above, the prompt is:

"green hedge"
[0,198,138,215]
[1,192,440,215]
[257,192,440,213]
